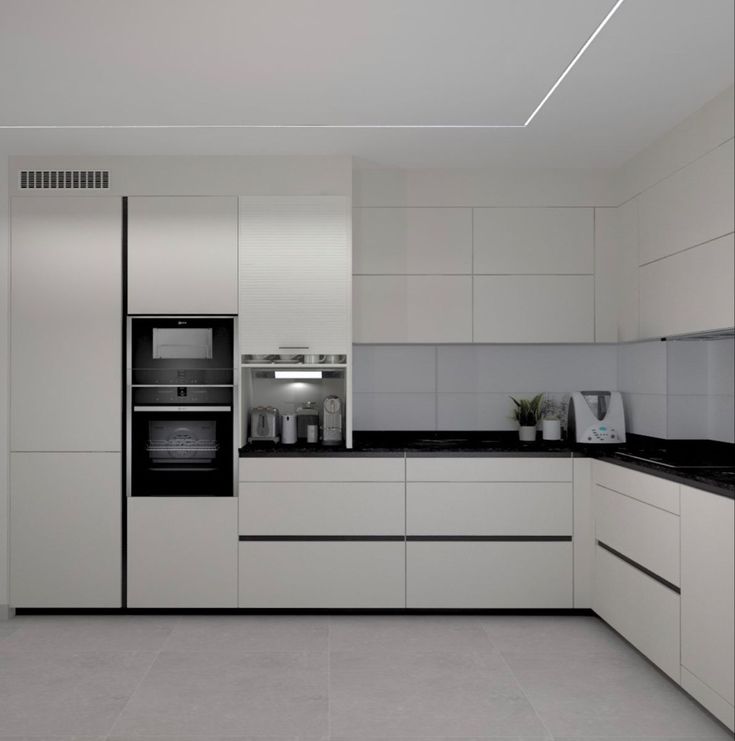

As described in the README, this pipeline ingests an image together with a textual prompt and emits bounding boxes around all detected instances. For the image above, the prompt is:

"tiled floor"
[0,614,730,740]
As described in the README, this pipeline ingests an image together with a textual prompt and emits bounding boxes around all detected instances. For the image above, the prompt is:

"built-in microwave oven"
[126,316,237,496]
[129,316,235,386]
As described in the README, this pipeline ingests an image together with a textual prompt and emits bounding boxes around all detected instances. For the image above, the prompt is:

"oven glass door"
[130,389,234,496]
[131,317,234,385]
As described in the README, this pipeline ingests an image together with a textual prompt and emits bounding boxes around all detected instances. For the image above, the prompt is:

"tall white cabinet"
[127,196,238,315]
[10,197,122,607]
[239,196,351,355]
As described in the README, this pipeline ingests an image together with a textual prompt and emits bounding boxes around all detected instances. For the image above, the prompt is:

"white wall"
[617,338,734,443]
[353,344,618,431]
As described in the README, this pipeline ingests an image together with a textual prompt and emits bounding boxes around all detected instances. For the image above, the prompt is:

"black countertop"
[239,432,734,499]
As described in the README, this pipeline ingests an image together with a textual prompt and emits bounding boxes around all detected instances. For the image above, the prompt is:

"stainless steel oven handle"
[133,406,232,412]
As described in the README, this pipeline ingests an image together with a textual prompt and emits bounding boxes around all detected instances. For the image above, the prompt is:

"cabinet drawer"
[407,541,572,608]
[407,482,572,536]
[239,456,404,482]
[593,461,679,513]
[594,545,680,682]
[239,482,404,535]
[407,457,572,482]
[594,484,679,586]
[238,541,405,608]
[128,498,238,608]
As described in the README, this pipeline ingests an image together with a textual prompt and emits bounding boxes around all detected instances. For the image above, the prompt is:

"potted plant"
[541,397,565,441]
[510,393,544,442]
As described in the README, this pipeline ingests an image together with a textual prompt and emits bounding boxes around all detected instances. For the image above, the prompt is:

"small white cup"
[307,424,319,443]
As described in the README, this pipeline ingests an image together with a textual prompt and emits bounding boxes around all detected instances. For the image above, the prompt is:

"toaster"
[248,406,279,443]
[568,391,626,444]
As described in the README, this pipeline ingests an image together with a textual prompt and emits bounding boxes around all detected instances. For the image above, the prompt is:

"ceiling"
[0,0,733,169]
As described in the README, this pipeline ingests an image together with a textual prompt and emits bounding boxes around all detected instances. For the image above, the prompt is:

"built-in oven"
[126,317,237,497]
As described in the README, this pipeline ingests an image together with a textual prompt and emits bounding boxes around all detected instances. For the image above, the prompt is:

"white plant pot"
[518,426,537,442]
[542,418,562,441]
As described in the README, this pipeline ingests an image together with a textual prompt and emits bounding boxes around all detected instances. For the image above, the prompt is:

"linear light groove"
[0,0,625,131]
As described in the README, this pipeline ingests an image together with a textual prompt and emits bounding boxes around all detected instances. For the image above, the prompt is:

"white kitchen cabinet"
[407,456,572,482]
[407,482,572,536]
[407,541,572,608]
[617,199,640,342]
[473,275,595,343]
[11,197,122,452]
[353,275,472,343]
[239,196,351,355]
[639,233,734,339]
[10,452,121,607]
[240,456,404,482]
[638,139,734,265]
[406,455,573,608]
[353,207,472,274]
[473,207,593,275]
[680,485,734,730]
[127,497,237,608]
[594,544,680,682]
[239,541,405,608]
[594,483,680,587]
[239,482,405,535]
[593,460,679,513]
[128,196,238,315]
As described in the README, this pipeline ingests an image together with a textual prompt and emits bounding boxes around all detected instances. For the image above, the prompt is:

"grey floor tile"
[0,615,176,652]
[504,649,733,738]
[110,650,328,736]
[163,615,328,653]
[0,650,156,736]
[329,650,549,737]
[479,615,635,656]
[329,615,493,655]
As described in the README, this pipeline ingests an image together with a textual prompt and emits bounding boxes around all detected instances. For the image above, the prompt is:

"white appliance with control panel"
[568,391,626,444]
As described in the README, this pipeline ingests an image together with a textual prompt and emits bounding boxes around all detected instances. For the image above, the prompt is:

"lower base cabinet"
[681,485,734,730]
[10,452,121,608]
[239,541,405,608]
[406,541,573,609]
[127,497,237,608]
[593,544,680,682]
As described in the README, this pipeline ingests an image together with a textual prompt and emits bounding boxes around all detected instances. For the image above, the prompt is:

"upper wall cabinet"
[638,140,734,265]
[353,207,472,274]
[127,196,238,315]
[11,197,122,451]
[474,275,595,343]
[639,233,734,338]
[239,196,350,355]
[473,208,593,274]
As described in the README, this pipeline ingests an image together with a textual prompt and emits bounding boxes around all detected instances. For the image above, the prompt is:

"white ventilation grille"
[18,170,110,190]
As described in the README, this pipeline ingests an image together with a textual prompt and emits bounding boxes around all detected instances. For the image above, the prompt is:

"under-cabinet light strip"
[0,0,625,130]
[274,370,323,380]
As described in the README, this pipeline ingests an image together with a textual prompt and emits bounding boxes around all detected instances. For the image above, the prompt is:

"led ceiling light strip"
[0,0,625,130]
[524,0,626,126]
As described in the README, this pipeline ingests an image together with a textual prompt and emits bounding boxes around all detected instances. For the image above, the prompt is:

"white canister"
[306,424,319,443]
[303,354,322,364]
[281,414,297,444]
[542,418,562,441]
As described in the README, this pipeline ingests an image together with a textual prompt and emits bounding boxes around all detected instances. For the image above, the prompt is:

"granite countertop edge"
[239,433,734,500]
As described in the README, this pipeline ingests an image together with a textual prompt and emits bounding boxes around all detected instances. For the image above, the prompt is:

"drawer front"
[239,482,404,535]
[239,456,404,482]
[593,460,679,514]
[407,482,572,536]
[407,541,573,608]
[239,541,405,608]
[594,484,680,586]
[594,545,680,682]
[407,457,572,482]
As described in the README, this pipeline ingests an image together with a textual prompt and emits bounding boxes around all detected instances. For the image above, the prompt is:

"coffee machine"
[322,395,343,445]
